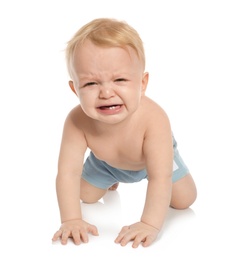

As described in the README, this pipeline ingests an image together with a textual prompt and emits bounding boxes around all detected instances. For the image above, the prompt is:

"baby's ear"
[141,72,149,93]
[69,81,78,96]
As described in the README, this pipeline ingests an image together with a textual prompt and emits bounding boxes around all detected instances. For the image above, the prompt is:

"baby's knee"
[80,180,107,203]
[80,191,101,204]
[81,197,98,204]
[171,174,197,209]
[171,191,197,209]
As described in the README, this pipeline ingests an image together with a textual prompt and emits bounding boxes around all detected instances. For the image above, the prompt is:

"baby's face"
[71,40,148,125]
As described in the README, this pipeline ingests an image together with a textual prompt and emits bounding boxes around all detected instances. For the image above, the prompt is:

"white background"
[0,0,230,259]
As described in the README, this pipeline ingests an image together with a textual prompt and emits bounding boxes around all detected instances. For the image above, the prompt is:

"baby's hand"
[52,219,99,245]
[115,221,159,248]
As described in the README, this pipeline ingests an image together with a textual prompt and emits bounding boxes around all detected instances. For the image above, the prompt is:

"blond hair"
[66,18,145,78]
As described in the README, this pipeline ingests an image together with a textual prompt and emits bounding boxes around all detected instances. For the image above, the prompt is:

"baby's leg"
[80,179,107,203]
[170,173,197,209]
[109,183,119,190]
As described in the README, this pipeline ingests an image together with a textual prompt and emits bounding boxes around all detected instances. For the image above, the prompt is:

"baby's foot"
[109,183,119,191]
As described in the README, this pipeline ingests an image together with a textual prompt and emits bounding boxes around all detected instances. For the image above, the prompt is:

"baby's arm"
[52,109,98,245]
[141,116,173,232]
[115,108,173,248]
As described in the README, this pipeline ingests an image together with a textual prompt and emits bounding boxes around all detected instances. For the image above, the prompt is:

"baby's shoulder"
[65,105,87,127]
[140,97,171,129]
[141,96,168,117]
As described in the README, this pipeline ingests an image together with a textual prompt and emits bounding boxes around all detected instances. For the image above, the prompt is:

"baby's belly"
[93,153,146,171]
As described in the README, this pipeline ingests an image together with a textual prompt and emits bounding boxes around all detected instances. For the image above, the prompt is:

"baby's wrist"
[140,219,160,232]
[61,218,82,224]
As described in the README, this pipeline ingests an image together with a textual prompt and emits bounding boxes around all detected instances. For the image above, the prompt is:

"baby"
[52,18,197,248]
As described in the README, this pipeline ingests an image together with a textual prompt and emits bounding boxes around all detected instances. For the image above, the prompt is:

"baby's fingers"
[88,224,99,236]
[52,229,71,245]
[72,229,83,245]
[142,233,158,247]
[131,234,147,248]
[60,230,71,245]
[52,230,62,242]
[72,225,98,245]
[114,226,131,245]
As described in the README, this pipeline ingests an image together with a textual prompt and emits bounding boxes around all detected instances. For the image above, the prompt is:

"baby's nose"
[99,83,115,99]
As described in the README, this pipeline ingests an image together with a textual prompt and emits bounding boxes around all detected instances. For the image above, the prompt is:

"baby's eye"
[115,78,127,82]
[83,82,97,87]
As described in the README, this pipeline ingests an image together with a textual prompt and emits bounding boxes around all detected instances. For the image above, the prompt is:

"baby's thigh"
[80,178,107,203]
[171,174,197,209]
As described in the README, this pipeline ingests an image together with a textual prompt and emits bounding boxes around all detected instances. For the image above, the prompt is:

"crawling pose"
[52,18,197,248]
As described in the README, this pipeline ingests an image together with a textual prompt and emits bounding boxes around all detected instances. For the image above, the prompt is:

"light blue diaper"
[82,135,189,189]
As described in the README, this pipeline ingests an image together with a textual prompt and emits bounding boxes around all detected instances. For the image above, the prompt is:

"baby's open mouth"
[98,105,122,110]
